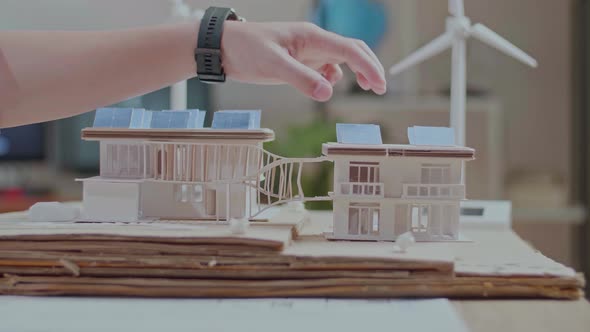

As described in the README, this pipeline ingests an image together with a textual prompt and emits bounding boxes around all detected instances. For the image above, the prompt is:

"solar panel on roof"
[150,111,190,129]
[336,124,382,145]
[138,110,153,129]
[408,126,455,146]
[111,108,133,128]
[169,112,190,128]
[129,109,146,128]
[93,108,134,128]
[212,110,261,129]
[93,108,114,127]
[163,109,206,128]
[212,112,249,129]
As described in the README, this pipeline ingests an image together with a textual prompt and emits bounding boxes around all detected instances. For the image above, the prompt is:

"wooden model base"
[0,210,584,300]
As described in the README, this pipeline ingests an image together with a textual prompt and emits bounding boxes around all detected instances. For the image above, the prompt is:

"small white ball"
[396,232,415,253]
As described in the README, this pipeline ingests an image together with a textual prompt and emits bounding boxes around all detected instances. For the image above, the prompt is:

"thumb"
[274,55,333,102]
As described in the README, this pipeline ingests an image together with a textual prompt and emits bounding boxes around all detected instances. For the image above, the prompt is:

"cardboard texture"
[0,213,584,300]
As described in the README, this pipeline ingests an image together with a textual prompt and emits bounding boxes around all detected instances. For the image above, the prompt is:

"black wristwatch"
[195,7,243,83]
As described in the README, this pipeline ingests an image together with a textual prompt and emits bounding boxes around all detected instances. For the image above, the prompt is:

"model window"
[420,164,451,184]
[410,204,430,233]
[174,184,203,203]
[349,162,380,183]
[103,143,144,178]
[347,162,381,196]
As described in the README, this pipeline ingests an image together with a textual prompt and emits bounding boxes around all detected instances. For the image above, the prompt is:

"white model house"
[323,124,475,241]
[80,108,275,222]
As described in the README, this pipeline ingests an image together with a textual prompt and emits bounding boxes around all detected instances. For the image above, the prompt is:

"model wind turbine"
[389,0,538,146]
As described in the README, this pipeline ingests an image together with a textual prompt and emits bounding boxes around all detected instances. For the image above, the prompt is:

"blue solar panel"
[93,108,115,127]
[150,111,190,129]
[336,124,383,145]
[169,112,190,128]
[408,126,455,146]
[93,108,134,128]
[163,109,206,128]
[94,108,204,129]
[138,110,153,129]
[111,108,133,127]
[211,110,261,129]
[189,110,206,129]
[129,109,147,128]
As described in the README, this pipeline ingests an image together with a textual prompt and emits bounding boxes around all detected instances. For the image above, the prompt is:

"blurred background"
[0,0,588,288]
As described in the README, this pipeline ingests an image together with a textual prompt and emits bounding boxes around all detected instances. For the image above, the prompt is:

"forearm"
[0,21,199,128]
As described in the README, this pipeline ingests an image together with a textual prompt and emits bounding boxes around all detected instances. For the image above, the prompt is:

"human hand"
[221,21,386,102]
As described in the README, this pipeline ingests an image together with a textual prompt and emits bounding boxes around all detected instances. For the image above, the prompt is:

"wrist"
[220,20,240,78]
[171,20,201,81]
[195,7,242,83]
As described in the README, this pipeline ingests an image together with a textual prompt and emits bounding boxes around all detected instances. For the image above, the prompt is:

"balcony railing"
[402,184,465,200]
[339,182,384,197]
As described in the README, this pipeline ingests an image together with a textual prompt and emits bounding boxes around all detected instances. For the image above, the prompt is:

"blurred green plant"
[264,117,337,210]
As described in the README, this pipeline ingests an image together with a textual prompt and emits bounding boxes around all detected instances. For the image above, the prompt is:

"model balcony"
[338,182,384,198]
[402,184,465,200]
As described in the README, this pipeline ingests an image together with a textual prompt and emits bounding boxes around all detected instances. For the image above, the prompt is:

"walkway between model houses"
[144,141,331,219]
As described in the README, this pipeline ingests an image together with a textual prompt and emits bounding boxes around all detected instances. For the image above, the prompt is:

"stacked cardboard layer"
[0,218,584,299]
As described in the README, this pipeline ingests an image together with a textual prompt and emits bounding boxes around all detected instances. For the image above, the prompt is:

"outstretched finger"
[306,27,386,93]
[357,72,371,91]
[355,40,385,75]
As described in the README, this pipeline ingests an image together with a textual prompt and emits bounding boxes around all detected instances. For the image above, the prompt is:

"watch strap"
[195,7,239,83]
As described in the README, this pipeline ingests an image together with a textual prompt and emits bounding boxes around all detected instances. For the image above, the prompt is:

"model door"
[348,204,380,236]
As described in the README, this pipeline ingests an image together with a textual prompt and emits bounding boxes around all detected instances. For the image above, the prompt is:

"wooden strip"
[0,254,452,273]
[0,275,582,300]
[0,239,282,251]
[2,275,582,289]
[0,266,413,280]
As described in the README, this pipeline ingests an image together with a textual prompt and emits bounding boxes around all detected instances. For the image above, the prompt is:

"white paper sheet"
[0,297,469,332]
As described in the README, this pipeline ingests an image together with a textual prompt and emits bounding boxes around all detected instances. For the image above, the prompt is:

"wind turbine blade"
[449,0,464,16]
[389,33,454,76]
[470,23,538,68]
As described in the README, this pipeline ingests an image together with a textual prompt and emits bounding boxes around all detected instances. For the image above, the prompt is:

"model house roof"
[322,143,475,159]
[84,108,273,142]
[326,124,474,158]
[82,128,275,142]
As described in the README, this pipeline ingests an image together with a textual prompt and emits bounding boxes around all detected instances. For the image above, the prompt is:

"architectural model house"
[80,108,474,242]
[324,124,475,242]
[80,108,276,222]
